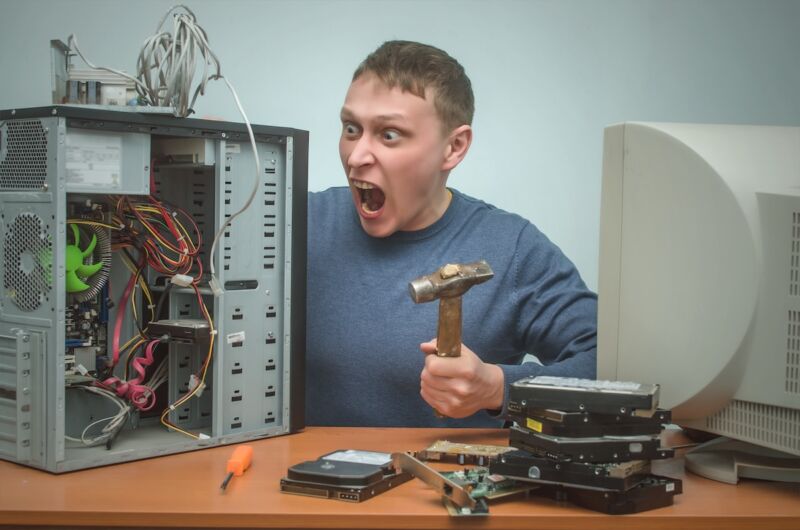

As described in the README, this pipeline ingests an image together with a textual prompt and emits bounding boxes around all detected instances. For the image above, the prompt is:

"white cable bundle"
[136,5,221,117]
[65,385,132,447]
[68,4,222,117]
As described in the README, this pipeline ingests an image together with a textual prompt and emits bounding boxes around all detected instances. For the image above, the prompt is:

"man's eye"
[382,130,400,141]
[343,123,360,136]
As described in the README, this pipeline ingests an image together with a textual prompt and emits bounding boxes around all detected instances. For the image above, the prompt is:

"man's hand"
[419,339,505,418]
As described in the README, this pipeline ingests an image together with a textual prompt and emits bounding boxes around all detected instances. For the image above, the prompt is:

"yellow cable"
[122,338,147,380]
[159,284,215,440]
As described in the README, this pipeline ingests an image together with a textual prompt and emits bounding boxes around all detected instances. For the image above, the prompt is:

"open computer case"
[0,106,307,472]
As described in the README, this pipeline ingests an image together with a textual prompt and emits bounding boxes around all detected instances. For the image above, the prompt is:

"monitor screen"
[596,122,800,462]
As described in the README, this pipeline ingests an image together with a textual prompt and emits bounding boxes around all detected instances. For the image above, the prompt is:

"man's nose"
[346,135,376,168]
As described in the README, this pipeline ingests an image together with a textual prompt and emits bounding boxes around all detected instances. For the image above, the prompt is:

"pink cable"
[110,271,138,367]
[99,339,160,411]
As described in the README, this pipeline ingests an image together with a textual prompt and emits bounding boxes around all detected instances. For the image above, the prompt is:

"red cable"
[110,271,137,367]
[99,339,160,411]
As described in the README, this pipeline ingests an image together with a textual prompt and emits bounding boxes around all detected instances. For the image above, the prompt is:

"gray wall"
[2,0,799,289]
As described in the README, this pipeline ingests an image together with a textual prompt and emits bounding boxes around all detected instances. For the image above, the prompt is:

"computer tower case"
[0,106,306,472]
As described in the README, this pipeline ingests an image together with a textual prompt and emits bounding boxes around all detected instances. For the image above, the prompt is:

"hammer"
[408,260,494,358]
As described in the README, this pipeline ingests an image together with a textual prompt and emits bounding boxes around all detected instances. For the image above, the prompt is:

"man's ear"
[441,125,473,172]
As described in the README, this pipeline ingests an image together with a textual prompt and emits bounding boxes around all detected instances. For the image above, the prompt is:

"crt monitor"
[597,122,800,482]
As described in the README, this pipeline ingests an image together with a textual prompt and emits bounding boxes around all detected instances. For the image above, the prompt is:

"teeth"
[362,201,378,214]
[351,180,375,190]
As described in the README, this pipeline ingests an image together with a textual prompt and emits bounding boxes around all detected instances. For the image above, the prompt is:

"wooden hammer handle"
[436,296,462,358]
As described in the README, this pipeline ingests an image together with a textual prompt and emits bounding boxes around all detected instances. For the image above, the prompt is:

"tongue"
[364,188,385,211]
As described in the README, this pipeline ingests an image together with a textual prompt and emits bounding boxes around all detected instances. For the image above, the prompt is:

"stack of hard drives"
[489,376,682,514]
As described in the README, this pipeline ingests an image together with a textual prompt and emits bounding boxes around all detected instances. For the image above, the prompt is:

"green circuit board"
[441,466,537,501]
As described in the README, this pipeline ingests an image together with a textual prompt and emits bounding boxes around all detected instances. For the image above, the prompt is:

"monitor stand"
[684,437,800,484]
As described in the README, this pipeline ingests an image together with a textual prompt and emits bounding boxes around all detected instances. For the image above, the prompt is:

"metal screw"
[51,108,57,115]
[22,422,30,430]
[22,335,29,343]
[221,132,227,138]
[265,290,270,296]
[21,440,30,447]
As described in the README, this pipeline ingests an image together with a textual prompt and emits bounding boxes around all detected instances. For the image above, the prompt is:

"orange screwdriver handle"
[226,445,253,476]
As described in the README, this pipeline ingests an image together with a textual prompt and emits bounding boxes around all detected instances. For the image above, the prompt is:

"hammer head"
[408,260,494,303]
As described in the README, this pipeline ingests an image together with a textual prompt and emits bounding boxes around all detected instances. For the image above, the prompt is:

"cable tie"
[209,330,218,336]
[147,304,155,310]
[169,404,176,411]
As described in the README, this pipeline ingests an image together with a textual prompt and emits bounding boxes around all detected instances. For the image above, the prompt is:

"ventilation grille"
[705,399,800,455]
[789,310,800,394]
[0,120,48,190]
[792,211,800,296]
[3,213,53,311]
[184,179,210,271]
[263,176,277,270]
[223,171,232,271]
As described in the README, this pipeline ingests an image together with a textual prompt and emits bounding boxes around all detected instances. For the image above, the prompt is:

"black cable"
[152,282,173,329]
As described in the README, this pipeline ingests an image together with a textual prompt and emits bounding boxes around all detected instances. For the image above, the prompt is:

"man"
[306,41,596,427]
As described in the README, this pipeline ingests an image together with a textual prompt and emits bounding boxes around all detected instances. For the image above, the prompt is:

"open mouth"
[351,179,386,214]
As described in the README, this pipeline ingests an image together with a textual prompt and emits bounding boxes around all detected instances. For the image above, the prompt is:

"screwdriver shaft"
[220,471,234,491]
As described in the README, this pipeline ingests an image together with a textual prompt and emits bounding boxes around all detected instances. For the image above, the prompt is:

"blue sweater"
[306,187,597,427]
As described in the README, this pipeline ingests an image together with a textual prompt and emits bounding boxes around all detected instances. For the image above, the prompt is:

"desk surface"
[1,427,798,530]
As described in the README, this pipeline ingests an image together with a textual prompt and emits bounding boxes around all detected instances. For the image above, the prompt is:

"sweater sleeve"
[489,223,598,419]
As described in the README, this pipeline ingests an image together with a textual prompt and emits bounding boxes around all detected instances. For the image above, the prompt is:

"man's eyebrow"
[339,109,408,124]
[373,113,408,124]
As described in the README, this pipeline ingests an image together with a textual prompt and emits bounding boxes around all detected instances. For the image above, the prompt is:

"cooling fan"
[66,223,111,301]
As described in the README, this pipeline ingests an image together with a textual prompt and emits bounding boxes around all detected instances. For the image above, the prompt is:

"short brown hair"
[352,40,474,132]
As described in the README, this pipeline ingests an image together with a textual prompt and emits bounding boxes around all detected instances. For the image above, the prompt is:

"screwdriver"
[220,444,253,492]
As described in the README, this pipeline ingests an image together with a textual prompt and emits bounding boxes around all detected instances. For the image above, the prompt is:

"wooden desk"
[1,427,798,529]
